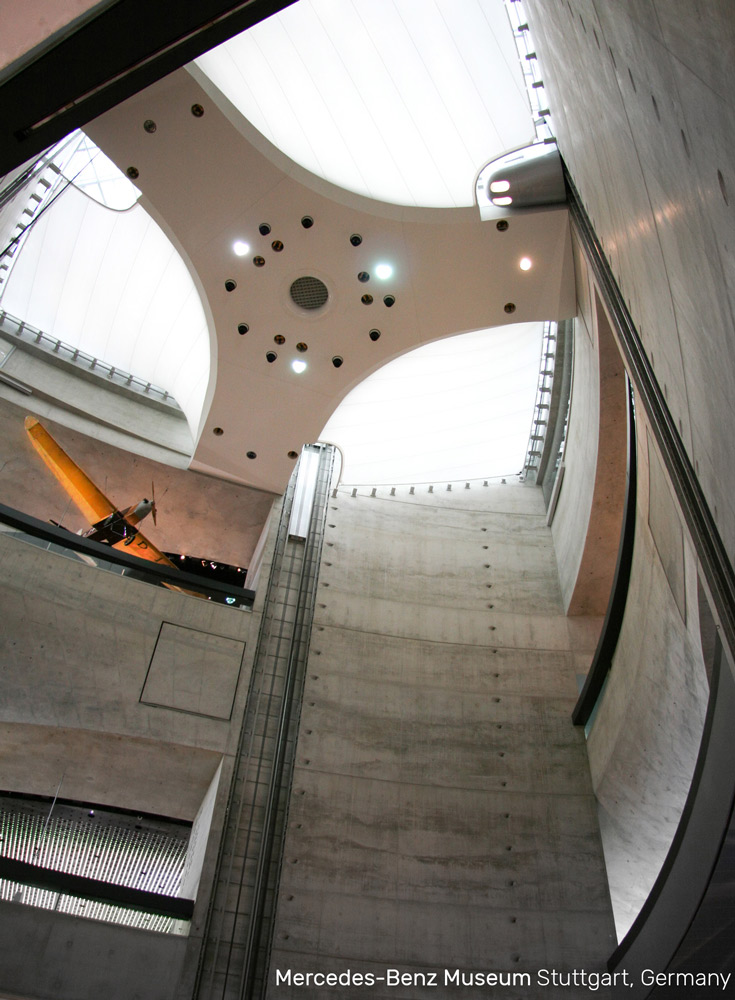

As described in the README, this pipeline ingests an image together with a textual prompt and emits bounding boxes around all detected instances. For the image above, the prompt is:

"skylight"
[320,323,542,484]
[195,0,534,207]
[52,130,141,211]
[0,184,210,435]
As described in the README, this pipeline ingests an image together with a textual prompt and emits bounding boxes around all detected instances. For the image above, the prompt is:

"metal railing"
[504,0,554,143]
[0,309,180,408]
[0,503,254,609]
[522,320,558,480]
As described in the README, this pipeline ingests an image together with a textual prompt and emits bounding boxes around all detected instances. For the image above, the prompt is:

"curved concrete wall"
[266,481,615,993]
[527,0,733,951]
[586,411,709,938]
[553,234,711,943]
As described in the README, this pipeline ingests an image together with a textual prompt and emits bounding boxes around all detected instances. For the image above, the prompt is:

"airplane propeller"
[151,481,168,527]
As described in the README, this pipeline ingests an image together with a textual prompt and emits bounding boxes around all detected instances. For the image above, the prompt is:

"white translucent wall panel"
[196,0,533,208]
[0,186,210,434]
[56,130,141,210]
[320,323,542,484]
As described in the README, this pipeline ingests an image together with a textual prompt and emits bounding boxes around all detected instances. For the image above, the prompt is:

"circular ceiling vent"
[290,276,328,311]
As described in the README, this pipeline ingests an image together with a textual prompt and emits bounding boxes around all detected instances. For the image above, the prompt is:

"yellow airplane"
[24,415,176,569]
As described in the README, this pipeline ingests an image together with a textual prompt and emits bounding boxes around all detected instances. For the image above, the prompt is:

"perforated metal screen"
[289,276,328,310]
[0,794,191,934]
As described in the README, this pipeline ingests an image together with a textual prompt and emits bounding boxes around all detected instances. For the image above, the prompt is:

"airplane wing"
[115,530,207,597]
[25,416,116,524]
[112,529,178,569]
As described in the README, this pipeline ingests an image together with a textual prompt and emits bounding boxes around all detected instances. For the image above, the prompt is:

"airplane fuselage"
[82,499,153,545]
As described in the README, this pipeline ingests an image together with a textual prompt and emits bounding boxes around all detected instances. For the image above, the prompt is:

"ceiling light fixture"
[492,196,513,206]
[489,180,510,193]
[375,263,393,280]
[519,257,533,270]
[233,240,250,256]
[292,359,307,374]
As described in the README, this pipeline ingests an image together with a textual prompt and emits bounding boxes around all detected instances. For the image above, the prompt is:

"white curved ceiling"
[1,5,573,492]
[196,0,533,207]
[0,184,210,434]
[320,323,541,484]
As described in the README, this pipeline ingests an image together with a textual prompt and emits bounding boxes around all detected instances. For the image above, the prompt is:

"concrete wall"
[527,0,735,573]
[0,480,283,999]
[551,239,598,611]
[550,205,710,945]
[585,411,710,939]
[266,480,615,997]
[0,330,194,461]
[527,0,731,944]
[0,530,258,816]
[0,902,187,1000]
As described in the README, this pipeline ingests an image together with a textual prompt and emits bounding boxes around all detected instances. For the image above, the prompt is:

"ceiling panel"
[196,0,534,207]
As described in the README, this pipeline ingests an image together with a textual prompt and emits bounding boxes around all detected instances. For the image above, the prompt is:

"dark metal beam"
[0,0,297,175]
[0,502,255,606]
[0,856,194,919]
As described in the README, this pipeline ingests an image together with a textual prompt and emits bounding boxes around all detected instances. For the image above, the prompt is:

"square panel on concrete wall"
[141,622,244,720]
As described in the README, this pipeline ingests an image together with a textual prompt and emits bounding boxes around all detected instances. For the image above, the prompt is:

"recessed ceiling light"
[519,257,533,270]
[375,263,393,280]
[492,196,513,206]
[292,359,307,373]
[490,180,510,193]
[233,240,250,256]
